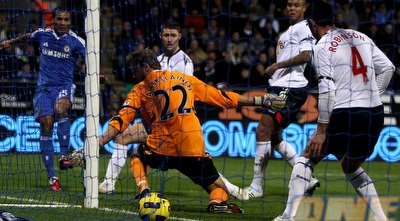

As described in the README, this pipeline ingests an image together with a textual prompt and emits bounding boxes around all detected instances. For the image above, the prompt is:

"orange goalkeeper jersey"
[109,70,240,157]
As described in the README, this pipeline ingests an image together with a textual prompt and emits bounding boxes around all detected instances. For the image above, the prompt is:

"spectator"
[392,8,400,39]
[184,8,205,36]
[198,29,209,51]
[228,1,246,34]
[227,43,241,65]
[208,19,219,39]
[114,20,140,82]
[185,39,207,65]
[334,0,359,29]
[242,0,268,22]
[239,19,254,41]
[375,23,395,57]
[215,27,228,54]
[227,31,248,59]
[34,0,52,27]
[374,2,393,26]
[250,63,268,87]
[3,20,19,40]
[250,31,266,58]
[334,10,349,29]
[25,44,39,74]
[259,18,279,51]
[206,40,223,61]
[195,56,217,84]
[357,3,374,35]
[17,62,36,80]
[209,0,229,26]
[229,63,251,87]
[184,23,197,42]
[0,45,18,79]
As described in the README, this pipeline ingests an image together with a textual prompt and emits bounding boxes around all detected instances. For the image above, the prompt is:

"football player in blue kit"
[0,8,85,191]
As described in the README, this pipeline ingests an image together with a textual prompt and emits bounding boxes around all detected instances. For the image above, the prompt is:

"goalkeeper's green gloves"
[254,94,286,110]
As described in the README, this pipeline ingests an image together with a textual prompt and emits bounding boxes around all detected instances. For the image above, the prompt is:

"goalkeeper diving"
[72,47,285,213]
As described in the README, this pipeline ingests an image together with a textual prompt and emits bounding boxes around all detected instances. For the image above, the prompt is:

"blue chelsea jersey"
[31,28,85,86]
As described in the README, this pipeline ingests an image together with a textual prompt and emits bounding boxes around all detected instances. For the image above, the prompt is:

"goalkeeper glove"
[254,94,286,110]
[69,147,85,169]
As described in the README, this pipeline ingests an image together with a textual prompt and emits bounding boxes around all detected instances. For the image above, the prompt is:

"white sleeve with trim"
[317,90,335,124]
[372,41,395,95]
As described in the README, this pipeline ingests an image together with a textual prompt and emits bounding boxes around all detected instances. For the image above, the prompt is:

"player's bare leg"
[99,122,148,194]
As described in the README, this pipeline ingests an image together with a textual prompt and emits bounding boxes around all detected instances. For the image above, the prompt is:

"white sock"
[218,173,237,194]
[250,141,271,192]
[103,143,128,186]
[274,140,299,168]
[346,167,387,221]
[282,156,314,218]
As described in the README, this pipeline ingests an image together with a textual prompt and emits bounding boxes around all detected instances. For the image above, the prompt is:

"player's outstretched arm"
[243,94,286,110]
[99,125,120,147]
[0,33,31,50]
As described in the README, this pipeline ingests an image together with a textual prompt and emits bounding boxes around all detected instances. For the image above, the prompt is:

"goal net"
[0,0,399,220]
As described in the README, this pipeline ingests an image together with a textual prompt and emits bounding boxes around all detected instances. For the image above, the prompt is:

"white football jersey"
[269,20,315,88]
[312,28,394,109]
[157,49,194,76]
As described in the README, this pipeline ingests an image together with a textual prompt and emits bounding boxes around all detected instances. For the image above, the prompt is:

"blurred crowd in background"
[1,0,400,101]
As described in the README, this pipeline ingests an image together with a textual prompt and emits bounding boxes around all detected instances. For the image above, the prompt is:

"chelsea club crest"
[64,45,70,53]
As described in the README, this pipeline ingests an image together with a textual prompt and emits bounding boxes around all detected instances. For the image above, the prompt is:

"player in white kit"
[273,1,393,220]
[245,0,320,198]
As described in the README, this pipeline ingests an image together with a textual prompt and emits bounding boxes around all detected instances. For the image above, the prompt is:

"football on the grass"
[137,193,171,221]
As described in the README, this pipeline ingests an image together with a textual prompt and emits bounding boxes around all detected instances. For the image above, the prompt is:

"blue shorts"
[33,83,76,122]
[262,86,308,129]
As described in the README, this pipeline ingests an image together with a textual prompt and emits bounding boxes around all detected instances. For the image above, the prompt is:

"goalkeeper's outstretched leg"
[130,143,244,213]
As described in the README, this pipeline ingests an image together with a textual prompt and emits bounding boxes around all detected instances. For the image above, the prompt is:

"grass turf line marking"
[0,196,201,221]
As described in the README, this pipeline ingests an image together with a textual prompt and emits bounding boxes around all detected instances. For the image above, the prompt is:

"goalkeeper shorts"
[136,143,219,188]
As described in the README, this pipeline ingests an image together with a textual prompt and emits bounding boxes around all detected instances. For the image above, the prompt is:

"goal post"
[84,0,100,208]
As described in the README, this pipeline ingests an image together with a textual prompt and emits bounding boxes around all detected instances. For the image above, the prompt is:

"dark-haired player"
[0,8,85,192]
[273,1,393,220]
[245,0,320,199]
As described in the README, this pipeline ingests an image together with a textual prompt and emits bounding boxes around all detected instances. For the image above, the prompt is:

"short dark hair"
[307,0,334,26]
[128,47,161,70]
[161,20,181,33]
[52,7,70,19]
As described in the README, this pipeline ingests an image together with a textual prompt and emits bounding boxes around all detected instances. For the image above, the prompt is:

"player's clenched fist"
[0,40,11,50]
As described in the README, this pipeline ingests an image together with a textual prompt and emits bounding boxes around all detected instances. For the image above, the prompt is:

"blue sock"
[57,118,70,157]
[40,136,55,179]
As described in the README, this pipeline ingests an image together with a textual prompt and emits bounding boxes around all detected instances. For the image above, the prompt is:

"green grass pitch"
[0,153,399,220]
